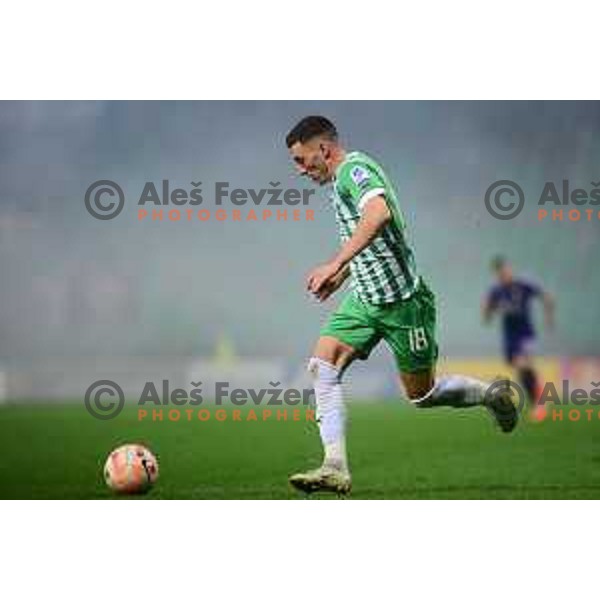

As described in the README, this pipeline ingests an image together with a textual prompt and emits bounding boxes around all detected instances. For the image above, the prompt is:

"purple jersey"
[487,278,541,343]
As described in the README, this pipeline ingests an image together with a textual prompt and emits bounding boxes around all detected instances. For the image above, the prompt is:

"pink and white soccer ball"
[103,444,159,494]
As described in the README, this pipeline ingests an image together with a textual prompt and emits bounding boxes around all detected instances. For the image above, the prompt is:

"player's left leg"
[289,293,381,495]
[511,342,540,409]
[401,368,484,409]
[380,280,518,432]
[511,341,542,420]
[400,368,517,432]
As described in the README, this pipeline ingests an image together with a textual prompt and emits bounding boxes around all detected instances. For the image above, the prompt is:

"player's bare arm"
[542,291,555,330]
[482,297,495,324]
[307,196,391,295]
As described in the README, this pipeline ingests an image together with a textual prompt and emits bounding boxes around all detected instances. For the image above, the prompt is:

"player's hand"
[313,268,347,302]
[306,260,343,298]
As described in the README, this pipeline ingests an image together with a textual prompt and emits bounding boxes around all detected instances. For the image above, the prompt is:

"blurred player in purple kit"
[482,256,555,419]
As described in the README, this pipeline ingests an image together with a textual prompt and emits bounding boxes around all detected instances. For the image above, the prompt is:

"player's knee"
[407,384,435,407]
[512,356,525,369]
[312,336,355,372]
[401,370,435,403]
[408,388,432,402]
[307,357,341,384]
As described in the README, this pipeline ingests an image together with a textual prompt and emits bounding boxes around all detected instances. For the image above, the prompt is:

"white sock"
[411,374,488,408]
[308,357,348,472]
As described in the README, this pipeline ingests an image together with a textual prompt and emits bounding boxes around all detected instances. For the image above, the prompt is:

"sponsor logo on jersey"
[350,166,370,186]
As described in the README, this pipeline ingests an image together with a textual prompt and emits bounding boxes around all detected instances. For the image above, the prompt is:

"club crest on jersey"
[350,166,370,186]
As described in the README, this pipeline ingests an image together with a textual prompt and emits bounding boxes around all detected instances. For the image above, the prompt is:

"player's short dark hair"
[285,116,338,148]
[491,255,508,271]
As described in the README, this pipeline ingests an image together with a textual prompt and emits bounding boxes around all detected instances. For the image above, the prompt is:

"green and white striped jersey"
[331,150,420,305]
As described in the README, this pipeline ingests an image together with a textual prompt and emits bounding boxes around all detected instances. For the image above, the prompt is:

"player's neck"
[328,146,347,179]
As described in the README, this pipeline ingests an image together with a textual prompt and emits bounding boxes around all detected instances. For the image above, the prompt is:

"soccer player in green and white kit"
[285,116,517,495]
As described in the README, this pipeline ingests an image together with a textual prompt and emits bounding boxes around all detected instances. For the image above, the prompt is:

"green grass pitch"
[0,402,599,499]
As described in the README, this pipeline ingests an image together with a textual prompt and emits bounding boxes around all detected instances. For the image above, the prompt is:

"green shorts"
[320,280,439,373]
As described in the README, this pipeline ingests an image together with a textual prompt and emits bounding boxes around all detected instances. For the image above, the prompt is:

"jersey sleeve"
[337,160,387,212]
[521,279,542,298]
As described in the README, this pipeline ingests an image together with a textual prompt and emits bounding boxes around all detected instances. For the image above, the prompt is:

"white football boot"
[289,465,352,496]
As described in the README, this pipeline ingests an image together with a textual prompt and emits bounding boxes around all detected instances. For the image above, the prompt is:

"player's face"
[496,264,513,284]
[288,139,332,185]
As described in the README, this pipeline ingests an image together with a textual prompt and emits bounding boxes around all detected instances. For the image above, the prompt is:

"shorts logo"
[351,166,370,186]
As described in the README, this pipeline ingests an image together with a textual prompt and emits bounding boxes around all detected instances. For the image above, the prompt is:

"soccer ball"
[103,444,159,494]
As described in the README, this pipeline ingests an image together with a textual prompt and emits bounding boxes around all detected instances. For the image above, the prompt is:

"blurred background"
[0,101,599,400]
